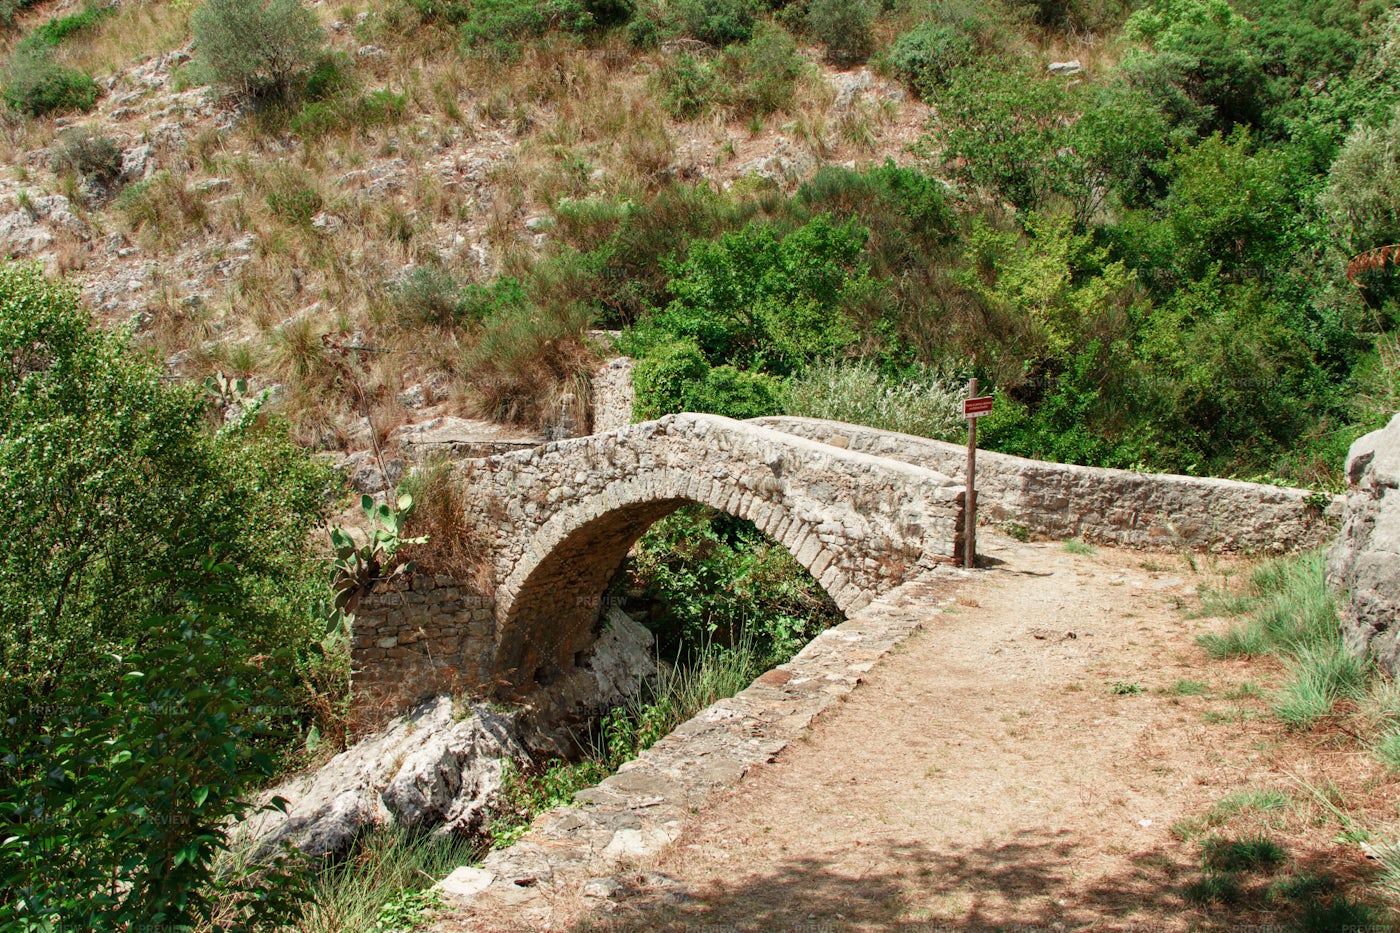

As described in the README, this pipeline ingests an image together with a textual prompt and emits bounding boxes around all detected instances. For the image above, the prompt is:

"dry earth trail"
[504,534,1377,932]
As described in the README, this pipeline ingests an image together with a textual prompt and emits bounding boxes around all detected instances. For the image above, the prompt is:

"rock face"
[239,700,531,860]
[240,609,659,859]
[1329,412,1400,673]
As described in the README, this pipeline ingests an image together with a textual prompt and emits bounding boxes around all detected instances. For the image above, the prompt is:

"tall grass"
[1198,552,1340,661]
[296,828,481,933]
[784,358,964,440]
[1196,551,1371,730]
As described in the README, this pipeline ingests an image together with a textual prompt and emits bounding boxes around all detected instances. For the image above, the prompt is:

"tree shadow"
[551,829,1367,933]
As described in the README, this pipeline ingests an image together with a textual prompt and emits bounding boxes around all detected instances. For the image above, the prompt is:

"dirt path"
[549,535,1372,932]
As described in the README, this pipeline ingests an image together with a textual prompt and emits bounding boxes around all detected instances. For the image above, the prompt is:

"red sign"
[963,395,994,419]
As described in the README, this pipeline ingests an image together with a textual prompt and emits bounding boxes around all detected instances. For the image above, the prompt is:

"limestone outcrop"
[1329,413,1400,673]
[240,609,658,859]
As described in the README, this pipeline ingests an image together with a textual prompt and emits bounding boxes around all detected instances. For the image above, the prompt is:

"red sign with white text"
[963,396,994,419]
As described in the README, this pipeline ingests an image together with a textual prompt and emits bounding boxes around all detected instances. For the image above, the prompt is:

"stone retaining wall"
[752,417,1341,552]
[351,575,496,713]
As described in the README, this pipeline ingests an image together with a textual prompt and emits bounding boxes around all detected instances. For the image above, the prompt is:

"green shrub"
[631,339,785,420]
[2,49,97,115]
[656,51,721,118]
[191,0,325,102]
[667,0,754,46]
[459,0,593,54]
[267,186,322,224]
[48,128,121,185]
[720,21,803,118]
[303,50,354,101]
[19,3,113,52]
[887,22,978,98]
[392,265,465,328]
[0,262,332,927]
[626,505,842,659]
[807,0,875,66]
[655,214,868,374]
[927,64,1077,211]
[785,359,964,440]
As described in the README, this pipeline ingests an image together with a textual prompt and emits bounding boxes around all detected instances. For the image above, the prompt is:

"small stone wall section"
[352,575,496,712]
[457,413,964,690]
[589,357,635,434]
[753,417,1341,552]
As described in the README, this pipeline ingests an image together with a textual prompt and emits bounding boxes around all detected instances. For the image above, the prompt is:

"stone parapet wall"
[752,416,1341,553]
[352,574,496,712]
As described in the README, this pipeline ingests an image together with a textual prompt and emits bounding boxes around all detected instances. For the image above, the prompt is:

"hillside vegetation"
[0,0,1393,485]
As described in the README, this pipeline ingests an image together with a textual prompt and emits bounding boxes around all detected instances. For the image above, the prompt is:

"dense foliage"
[0,263,333,925]
[454,0,1400,490]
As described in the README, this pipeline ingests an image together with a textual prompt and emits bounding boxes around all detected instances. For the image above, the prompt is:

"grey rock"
[1329,412,1400,673]
[120,144,152,183]
[398,383,428,409]
[311,211,344,234]
[830,69,874,110]
[239,698,532,860]
[1048,60,1084,76]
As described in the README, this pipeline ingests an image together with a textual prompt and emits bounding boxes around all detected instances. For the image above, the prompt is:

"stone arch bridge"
[353,413,964,704]
[352,412,1337,709]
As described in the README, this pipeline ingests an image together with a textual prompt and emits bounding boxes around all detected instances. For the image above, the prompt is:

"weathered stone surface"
[455,413,963,692]
[590,357,635,434]
[237,698,530,860]
[1329,412,1400,673]
[753,417,1340,553]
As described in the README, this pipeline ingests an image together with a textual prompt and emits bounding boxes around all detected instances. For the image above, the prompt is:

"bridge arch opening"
[494,487,851,691]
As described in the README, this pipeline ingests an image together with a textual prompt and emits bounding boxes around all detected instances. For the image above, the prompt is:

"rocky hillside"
[0,0,929,475]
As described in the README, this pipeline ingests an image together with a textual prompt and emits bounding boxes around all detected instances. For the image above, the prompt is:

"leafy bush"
[49,128,121,185]
[303,50,354,100]
[631,339,786,420]
[722,21,804,117]
[625,506,842,659]
[653,214,869,374]
[391,265,466,328]
[1,588,309,929]
[1322,108,1400,258]
[191,0,325,102]
[887,22,978,98]
[0,262,332,927]
[785,359,964,440]
[655,24,803,120]
[26,3,113,48]
[666,0,755,46]
[2,49,97,115]
[807,0,875,66]
[928,64,1077,212]
[459,0,593,54]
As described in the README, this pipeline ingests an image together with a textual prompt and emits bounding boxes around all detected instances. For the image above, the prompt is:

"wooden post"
[965,377,977,570]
